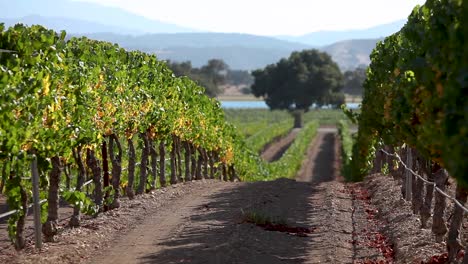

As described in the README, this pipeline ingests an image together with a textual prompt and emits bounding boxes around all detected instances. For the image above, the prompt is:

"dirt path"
[88,128,368,264]
[261,128,300,162]
[90,182,235,264]
[0,127,392,264]
[296,128,335,182]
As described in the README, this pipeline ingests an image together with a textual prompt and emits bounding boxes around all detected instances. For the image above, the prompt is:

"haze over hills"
[69,32,314,70]
[276,20,404,46]
[1,0,395,71]
[79,32,311,50]
[0,15,382,71]
[72,32,379,71]
[0,0,198,34]
[321,38,382,70]
[1,15,143,35]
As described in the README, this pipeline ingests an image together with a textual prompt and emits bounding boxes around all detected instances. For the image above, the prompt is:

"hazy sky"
[75,0,426,35]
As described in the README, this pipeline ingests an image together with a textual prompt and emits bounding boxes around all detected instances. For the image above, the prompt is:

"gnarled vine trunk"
[175,136,183,182]
[387,146,399,181]
[150,140,158,190]
[109,134,122,209]
[43,156,61,242]
[411,150,424,215]
[86,148,102,212]
[202,148,208,179]
[447,184,468,262]
[159,141,167,187]
[208,151,215,179]
[221,162,227,181]
[184,141,192,181]
[228,165,237,182]
[373,149,383,174]
[419,159,433,228]
[213,152,220,179]
[196,147,203,180]
[137,132,149,195]
[70,146,86,227]
[126,137,136,199]
[190,144,197,180]
[102,138,110,211]
[404,147,413,201]
[170,136,178,185]
[14,182,28,250]
[432,166,448,242]
[399,147,407,198]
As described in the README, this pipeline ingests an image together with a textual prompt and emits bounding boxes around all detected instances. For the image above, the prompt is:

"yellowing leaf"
[42,74,51,96]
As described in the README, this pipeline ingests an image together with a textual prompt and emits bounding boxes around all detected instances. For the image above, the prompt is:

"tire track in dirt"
[295,128,355,263]
[297,128,388,263]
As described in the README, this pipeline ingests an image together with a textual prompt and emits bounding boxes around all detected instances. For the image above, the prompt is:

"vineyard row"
[0,23,267,249]
[346,0,467,261]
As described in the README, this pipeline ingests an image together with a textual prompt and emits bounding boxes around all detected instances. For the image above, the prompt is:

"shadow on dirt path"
[0,127,389,264]
[311,132,335,183]
[296,131,335,183]
[134,179,316,264]
[96,128,353,264]
[85,126,359,264]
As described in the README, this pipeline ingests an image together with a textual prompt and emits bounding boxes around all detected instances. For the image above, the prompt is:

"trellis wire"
[0,179,95,220]
[1,156,201,220]
[380,148,468,214]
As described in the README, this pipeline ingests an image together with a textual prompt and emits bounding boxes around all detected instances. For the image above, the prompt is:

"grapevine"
[351,0,467,185]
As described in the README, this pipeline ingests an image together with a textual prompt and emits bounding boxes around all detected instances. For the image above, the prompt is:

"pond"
[220,101,360,109]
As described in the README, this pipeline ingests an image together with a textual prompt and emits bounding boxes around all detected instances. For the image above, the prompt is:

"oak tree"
[251,49,344,127]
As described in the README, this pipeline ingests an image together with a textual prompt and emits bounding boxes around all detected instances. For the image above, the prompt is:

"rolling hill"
[1,0,388,71]
[0,0,197,34]
[1,15,142,35]
[321,38,382,71]
[68,32,312,70]
[276,20,404,46]
[73,32,379,71]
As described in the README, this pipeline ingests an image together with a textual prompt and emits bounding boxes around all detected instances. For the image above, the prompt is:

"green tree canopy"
[167,59,228,97]
[343,67,366,96]
[226,69,254,86]
[251,49,344,127]
[251,50,344,109]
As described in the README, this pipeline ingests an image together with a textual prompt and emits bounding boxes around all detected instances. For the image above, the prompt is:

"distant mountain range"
[1,15,143,35]
[0,0,197,34]
[276,20,404,46]
[69,32,379,71]
[68,32,313,70]
[321,38,382,70]
[0,0,398,71]
[79,32,311,50]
